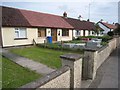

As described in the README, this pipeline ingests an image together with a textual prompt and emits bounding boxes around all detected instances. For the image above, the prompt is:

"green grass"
[10,47,81,69]
[2,56,41,88]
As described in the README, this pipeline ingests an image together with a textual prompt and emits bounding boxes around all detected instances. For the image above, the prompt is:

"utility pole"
[88,3,91,21]
[118,1,120,24]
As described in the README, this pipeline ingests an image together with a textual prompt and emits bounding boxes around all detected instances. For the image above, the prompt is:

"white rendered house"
[98,22,116,34]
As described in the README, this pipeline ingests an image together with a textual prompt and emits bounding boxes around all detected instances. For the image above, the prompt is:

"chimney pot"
[63,12,67,18]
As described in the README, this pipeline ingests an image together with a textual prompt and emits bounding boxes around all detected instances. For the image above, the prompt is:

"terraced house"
[63,13,95,38]
[1,6,95,47]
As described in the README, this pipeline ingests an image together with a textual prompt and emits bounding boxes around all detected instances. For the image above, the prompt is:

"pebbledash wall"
[83,36,120,80]
[20,54,82,89]
[20,66,71,89]
[1,27,72,47]
[19,37,120,89]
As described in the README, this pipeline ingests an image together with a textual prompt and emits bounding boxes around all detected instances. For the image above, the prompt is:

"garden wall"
[20,66,70,89]
[19,37,120,89]
[19,54,82,89]
[95,37,120,74]
[83,37,120,80]
[38,66,70,88]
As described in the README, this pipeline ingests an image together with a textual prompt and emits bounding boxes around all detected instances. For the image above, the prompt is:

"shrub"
[107,31,114,36]
[101,42,108,46]
[98,35,112,42]
[114,23,120,35]
[77,36,99,40]
[37,43,84,54]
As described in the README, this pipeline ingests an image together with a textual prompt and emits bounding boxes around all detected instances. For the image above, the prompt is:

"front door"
[51,29,57,41]
[83,30,85,36]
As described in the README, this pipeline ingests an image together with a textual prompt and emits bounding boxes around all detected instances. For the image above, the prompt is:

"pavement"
[89,45,119,88]
[1,49,55,75]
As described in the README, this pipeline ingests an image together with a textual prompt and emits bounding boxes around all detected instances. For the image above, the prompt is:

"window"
[62,29,69,36]
[15,28,27,39]
[92,31,94,34]
[76,30,80,36]
[89,31,91,35]
[38,28,46,37]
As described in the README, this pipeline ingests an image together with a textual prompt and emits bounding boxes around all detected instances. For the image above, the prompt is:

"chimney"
[100,19,103,22]
[87,19,90,22]
[63,12,67,18]
[78,15,82,21]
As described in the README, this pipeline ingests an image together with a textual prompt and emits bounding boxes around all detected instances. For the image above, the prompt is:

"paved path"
[89,45,119,88]
[1,49,55,75]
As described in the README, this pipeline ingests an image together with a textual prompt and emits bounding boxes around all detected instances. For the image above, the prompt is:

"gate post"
[60,53,82,89]
[82,48,97,80]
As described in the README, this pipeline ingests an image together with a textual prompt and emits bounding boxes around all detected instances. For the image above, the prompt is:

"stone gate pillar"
[60,53,82,89]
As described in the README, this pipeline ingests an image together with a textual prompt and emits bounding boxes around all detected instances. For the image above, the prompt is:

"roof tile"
[2,6,73,29]
[63,18,95,30]
[100,22,116,29]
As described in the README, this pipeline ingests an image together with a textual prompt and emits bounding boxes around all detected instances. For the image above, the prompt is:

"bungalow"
[98,21,117,34]
[1,6,74,47]
[63,12,95,38]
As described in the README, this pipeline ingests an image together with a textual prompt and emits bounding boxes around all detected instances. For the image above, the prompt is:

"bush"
[76,36,98,40]
[37,43,84,54]
[107,31,114,36]
[114,23,120,35]
[101,42,108,46]
[98,35,112,42]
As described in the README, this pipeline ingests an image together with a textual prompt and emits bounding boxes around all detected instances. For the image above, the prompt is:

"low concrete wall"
[96,37,120,70]
[83,37,120,80]
[19,54,82,89]
[39,66,70,88]
[20,66,70,89]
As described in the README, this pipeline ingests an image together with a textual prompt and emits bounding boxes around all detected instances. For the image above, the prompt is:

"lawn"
[10,47,81,69]
[2,56,41,88]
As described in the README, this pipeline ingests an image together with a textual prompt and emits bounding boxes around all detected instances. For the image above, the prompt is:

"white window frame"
[15,28,27,39]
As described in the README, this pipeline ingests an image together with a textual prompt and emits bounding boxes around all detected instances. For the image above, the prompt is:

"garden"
[10,35,112,70]
[4,35,113,88]
[38,35,113,50]
[10,47,81,69]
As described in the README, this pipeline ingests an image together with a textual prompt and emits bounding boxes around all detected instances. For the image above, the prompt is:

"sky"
[0,0,119,24]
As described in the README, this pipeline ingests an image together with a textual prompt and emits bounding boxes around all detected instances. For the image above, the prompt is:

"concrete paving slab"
[1,49,55,75]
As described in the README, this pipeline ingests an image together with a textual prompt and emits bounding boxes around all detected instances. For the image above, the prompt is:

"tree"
[107,31,114,36]
[95,23,104,36]
[114,23,120,35]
